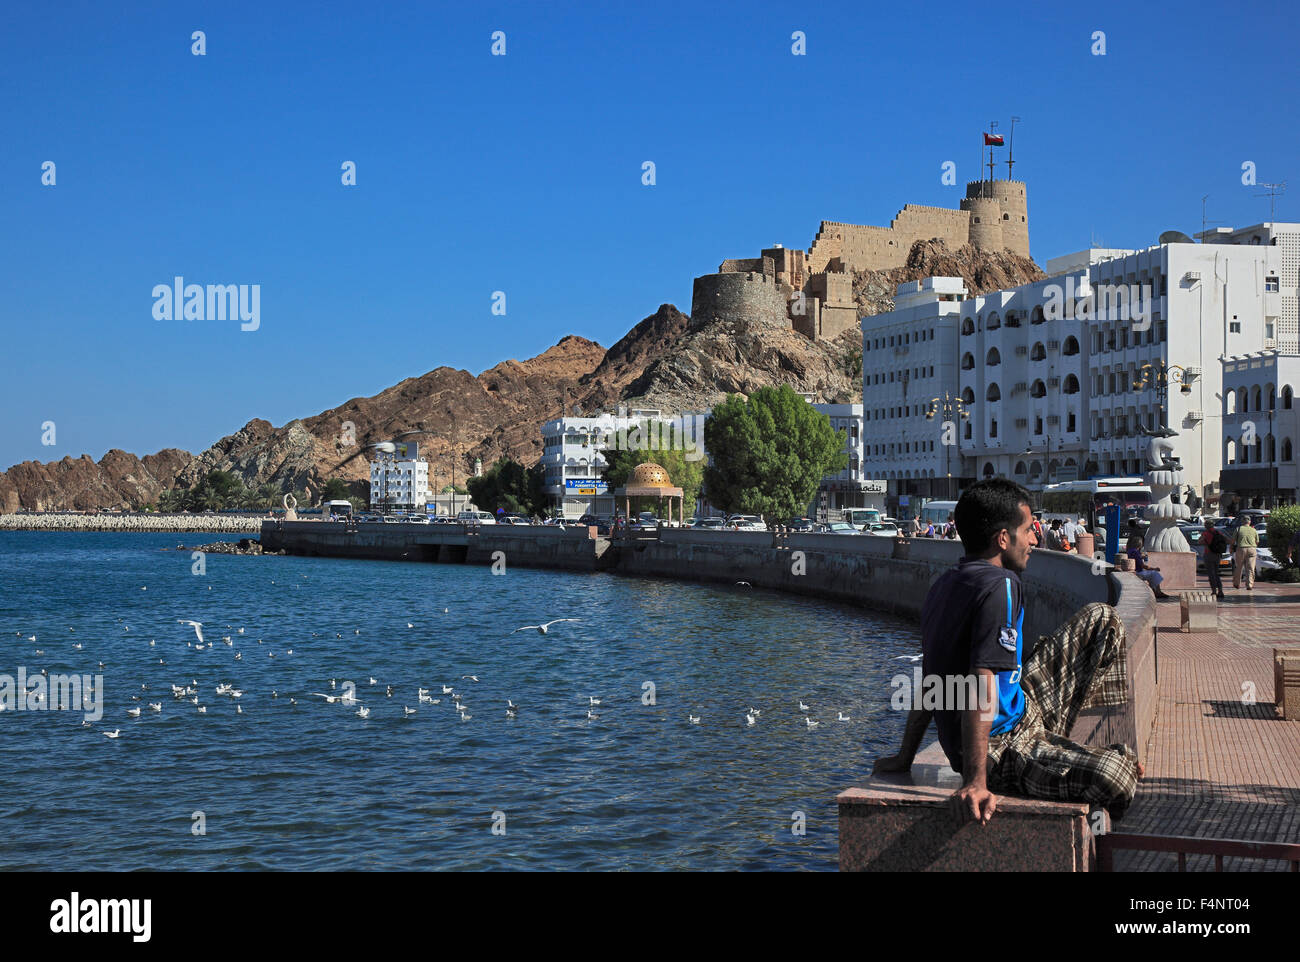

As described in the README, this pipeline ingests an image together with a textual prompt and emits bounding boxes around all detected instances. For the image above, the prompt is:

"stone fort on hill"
[691,179,1029,342]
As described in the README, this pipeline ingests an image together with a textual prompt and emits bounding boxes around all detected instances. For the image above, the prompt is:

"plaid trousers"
[985,602,1141,821]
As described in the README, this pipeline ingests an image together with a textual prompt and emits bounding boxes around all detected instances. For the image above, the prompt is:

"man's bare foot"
[1136,760,1146,779]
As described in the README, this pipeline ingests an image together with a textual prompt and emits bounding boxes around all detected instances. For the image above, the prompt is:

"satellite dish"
[1159,230,1195,245]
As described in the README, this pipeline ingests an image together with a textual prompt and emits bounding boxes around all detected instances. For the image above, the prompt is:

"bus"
[917,500,958,528]
[323,499,353,519]
[842,507,883,528]
[1041,478,1150,524]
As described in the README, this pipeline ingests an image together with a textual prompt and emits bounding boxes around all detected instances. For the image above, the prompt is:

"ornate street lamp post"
[925,392,969,500]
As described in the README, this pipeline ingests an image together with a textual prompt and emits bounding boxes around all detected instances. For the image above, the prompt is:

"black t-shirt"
[919,557,1023,774]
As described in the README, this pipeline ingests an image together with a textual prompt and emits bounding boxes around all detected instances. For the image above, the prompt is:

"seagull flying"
[510,619,579,636]
[178,620,204,645]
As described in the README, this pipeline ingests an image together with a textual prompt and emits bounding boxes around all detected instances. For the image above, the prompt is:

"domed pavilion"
[616,462,685,526]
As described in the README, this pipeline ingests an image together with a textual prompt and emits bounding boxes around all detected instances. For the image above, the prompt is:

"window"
[1062,336,1079,356]
[1230,321,1242,334]
[1266,276,1279,292]
[1067,413,1076,432]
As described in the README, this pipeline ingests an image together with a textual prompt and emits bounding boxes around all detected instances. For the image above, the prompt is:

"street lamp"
[1133,361,1194,428]
[1024,435,1053,484]
[925,392,969,500]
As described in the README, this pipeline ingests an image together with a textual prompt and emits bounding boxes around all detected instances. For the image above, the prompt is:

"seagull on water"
[149,702,162,712]
[806,717,820,729]
[407,623,414,629]
[126,707,141,718]
[748,707,762,717]
[369,677,377,686]
[586,709,598,720]
[356,706,370,718]
[896,654,923,663]
[103,729,121,739]
[459,710,472,722]
[588,696,601,706]
[178,620,204,645]
[799,701,810,712]
[745,711,757,727]
[688,714,701,725]
[511,619,579,635]
[197,706,207,713]
[838,712,851,722]
[441,685,454,694]
[403,706,417,715]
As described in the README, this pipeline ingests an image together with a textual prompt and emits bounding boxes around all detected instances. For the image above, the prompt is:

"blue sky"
[2,0,1296,467]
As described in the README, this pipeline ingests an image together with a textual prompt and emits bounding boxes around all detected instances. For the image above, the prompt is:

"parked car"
[499,514,532,525]
[406,514,431,524]
[866,522,899,537]
[785,518,814,532]
[457,510,496,524]
[821,521,860,535]
[725,515,767,531]
[690,517,726,529]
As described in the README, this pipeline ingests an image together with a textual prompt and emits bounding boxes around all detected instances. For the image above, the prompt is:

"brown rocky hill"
[0,448,191,513]
[1,240,1044,510]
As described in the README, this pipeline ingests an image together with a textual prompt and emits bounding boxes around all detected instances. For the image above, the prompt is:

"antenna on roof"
[1006,116,1020,179]
[1256,182,1287,221]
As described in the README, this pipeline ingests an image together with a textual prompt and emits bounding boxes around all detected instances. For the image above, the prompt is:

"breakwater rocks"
[187,538,281,555]
[0,513,266,533]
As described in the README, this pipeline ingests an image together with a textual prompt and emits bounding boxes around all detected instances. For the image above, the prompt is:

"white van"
[457,510,496,524]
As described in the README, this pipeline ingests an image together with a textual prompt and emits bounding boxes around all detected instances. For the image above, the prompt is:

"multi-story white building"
[956,241,1281,500]
[809,401,872,513]
[1199,222,1300,353]
[540,408,706,518]
[369,449,430,512]
[1220,350,1299,509]
[861,277,968,509]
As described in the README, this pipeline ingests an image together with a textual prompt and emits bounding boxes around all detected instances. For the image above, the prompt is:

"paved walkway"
[1115,575,1300,871]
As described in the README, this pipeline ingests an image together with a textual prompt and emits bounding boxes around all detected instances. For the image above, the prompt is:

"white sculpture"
[283,493,298,521]
[1140,422,1192,553]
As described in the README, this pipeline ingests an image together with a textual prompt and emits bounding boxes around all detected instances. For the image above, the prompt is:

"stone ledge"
[839,743,1098,871]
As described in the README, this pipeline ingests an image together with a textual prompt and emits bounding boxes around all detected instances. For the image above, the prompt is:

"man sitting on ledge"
[874,478,1144,826]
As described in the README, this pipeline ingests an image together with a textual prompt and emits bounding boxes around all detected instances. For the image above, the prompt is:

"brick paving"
[1114,575,1300,871]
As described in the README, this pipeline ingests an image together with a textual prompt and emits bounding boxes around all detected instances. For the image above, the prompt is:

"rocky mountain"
[1,239,1045,510]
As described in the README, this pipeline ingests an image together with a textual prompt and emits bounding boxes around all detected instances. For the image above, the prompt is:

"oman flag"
[984,133,1004,146]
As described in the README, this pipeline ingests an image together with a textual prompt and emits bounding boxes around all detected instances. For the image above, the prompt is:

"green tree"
[601,424,706,519]
[1266,504,1300,558]
[466,458,548,516]
[702,385,848,521]
[321,478,351,502]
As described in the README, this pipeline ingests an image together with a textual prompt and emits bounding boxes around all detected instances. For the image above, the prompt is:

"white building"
[369,451,430,512]
[1198,222,1300,353]
[861,276,968,512]
[1220,350,1299,509]
[540,408,705,518]
[809,401,872,513]
[956,241,1282,501]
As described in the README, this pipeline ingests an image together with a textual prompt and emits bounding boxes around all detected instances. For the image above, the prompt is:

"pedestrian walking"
[1200,519,1227,600]
[1232,516,1259,591]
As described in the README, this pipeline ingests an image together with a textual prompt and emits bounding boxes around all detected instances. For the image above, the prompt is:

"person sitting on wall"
[1125,533,1171,599]
[873,478,1144,825]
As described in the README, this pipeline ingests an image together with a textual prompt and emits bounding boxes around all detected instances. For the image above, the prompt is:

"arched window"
[1225,388,1236,416]
[1029,460,1043,479]
[1013,461,1027,477]
[986,312,1001,330]
[1048,459,1061,479]
[1267,384,1276,410]
[1253,385,1263,411]
[1030,379,1046,398]
[1282,385,1294,409]
[1030,342,1047,361]
[1284,438,1294,462]
[1062,336,1080,356]
[1266,435,1276,461]
[1031,306,1045,325]
[961,387,976,405]
[1226,438,1237,465]
[961,317,975,335]
[1064,374,1080,394]
[964,421,973,440]
[986,347,1001,366]
[961,352,975,370]
[982,462,996,478]
[986,383,1001,402]
[1254,437,1262,462]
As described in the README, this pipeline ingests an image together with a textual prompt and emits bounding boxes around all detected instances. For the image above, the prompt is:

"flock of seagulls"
[12,609,882,739]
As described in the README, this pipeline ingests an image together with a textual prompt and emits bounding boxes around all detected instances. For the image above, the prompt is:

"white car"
[726,515,767,531]
[866,522,899,537]
[457,510,496,524]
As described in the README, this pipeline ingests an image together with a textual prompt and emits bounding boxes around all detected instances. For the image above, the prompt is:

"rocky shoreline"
[0,513,266,533]
[186,538,280,555]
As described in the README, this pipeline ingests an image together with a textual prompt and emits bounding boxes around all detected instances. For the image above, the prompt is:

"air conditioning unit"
[1184,270,1201,282]
[1187,410,1204,421]
[1015,418,1028,428]
[1047,415,1060,425]
[1015,382,1027,392]
[1047,340,1060,350]
[1015,345,1028,356]
[1048,377,1061,388]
